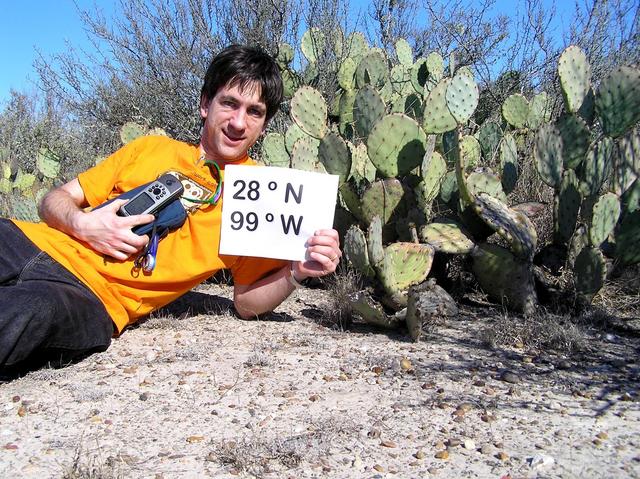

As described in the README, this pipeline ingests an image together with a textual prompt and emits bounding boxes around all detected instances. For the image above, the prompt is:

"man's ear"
[199,95,210,119]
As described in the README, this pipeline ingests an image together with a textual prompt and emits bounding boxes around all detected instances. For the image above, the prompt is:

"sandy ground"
[0,283,639,478]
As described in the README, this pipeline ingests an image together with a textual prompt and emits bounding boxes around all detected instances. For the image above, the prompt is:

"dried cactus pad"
[473,193,537,262]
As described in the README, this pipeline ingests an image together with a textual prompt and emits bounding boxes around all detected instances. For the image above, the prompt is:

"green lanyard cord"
[181,159,222,206]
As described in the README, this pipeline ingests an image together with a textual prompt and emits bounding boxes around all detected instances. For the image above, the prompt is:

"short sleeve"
[230,256,288,286]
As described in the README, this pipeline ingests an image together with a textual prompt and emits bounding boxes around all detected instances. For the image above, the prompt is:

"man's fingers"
[126,213,156,228]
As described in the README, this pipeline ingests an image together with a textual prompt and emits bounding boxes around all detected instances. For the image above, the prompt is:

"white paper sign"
[219,165,339,261]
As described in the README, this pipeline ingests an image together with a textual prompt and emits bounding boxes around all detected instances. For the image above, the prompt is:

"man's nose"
[229,109,247,130]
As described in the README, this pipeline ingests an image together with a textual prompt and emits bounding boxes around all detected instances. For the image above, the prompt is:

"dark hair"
[200,45,283,123]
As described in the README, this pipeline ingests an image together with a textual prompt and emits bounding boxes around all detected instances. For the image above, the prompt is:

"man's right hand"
[74,199,155,260]
[39,178,155,261]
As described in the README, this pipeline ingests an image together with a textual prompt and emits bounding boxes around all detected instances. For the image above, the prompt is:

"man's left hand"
[293,229,341,280]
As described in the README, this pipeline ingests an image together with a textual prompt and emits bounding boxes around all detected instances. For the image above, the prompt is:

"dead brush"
[480,309,588,354]
[321,264,363,330]
[210,417,353,475]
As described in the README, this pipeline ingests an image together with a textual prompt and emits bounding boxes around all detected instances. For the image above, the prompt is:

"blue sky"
[0,0,573,107]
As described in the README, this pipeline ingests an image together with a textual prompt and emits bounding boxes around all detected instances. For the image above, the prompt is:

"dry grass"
[480,309,588,354]
[321,264,363,330]
[209,417,354,476]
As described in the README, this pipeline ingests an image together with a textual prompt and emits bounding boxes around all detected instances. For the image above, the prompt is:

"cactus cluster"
[532,46,640,298]
[0,147,61,222]
[263,32,640,330]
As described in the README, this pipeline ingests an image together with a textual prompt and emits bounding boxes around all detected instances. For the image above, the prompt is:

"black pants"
[0,219,114,378]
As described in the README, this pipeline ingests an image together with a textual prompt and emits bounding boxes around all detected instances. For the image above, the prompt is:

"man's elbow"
[233,292,268,320]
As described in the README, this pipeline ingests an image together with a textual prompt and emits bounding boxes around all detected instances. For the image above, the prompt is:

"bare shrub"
[480,310,588,353]
[210,417,354,475]
[321,264,363,330]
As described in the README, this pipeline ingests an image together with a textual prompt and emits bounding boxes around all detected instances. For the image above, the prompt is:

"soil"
[1,283,639,478]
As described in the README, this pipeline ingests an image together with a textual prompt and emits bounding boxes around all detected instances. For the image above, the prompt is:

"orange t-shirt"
[12,136,286,333]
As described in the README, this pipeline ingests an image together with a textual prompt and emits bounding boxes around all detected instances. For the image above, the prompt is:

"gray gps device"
[118,173,184,217]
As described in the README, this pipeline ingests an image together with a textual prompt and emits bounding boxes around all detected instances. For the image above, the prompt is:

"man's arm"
[39,178,155,261]
[233,229,341,319]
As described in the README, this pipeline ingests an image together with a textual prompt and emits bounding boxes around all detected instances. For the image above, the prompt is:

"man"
[0,45,341,377]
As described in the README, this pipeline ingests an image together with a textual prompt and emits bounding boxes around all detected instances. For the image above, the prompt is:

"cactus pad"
[445,70,479,124]
[355,51,389,89]
[290,86,328,139]
[558,45,591,113]
[362,179,408,237]
[354,85,386,139]
[615,210,640,265]
[378,242,434,295]
[338,58,357,90]
[613,128,640,194]
[395,38,413,66]
[367,113,426,178]
[318,132,351,184]
[527,92,551,129]
[499,133,518,194]
[348,142,376,183]
[573,247,606,297]
[301,28,325,63]
[473,193,537,261]
[36,148,60,179]
[579,137,613,196]
[410,58,428,94]
[471,243,537,314]
[416,150,447,207]
[346,31,369,62]
[595,65,640,138]
[120,122,146,145]
[502,94,529,129]
[367,215,384,265]
[426,52,445,80]
[534,123,563,189]
[423,78,458,134]
[290,136,325,173]
[467,171,508,204]
[420,219,475,254]
[344,225,375,278]
[557,114,590,170]
[478,121,503,161]
[261,133,290,167]
[589,192,620,246]
[554,170,582,245]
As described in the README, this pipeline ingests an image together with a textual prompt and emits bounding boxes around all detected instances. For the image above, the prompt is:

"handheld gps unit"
[118,173,184,217]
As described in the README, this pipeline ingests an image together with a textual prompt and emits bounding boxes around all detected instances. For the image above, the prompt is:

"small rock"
[11,396,20,403]
[596,432,608,440]
[434,450,449,460]
[139,393,149,401]
[17,406,26,417]
[480,444,493,455]
[400,358,412,371]
[496,451,509,461]
[529,453,555,469]
[463,439,476,450]
[500,371,520,384]
[373,464,385,472]
[414,450,426,459]
[381,439,397,448]
[557,360,571,370]
[447,438,462,447]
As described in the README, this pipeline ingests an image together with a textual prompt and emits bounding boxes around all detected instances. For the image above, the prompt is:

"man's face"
[199,80,267,163]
